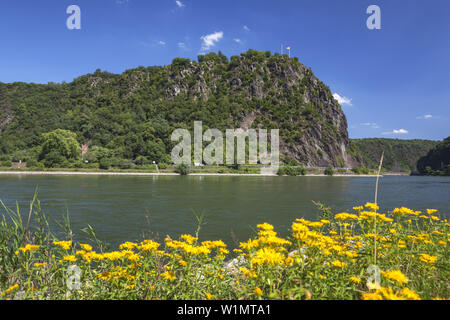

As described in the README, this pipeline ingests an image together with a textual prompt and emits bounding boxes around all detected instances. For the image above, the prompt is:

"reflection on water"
[0,175,449,248]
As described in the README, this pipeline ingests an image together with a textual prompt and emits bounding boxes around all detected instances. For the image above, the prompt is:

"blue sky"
[0,0,449,140]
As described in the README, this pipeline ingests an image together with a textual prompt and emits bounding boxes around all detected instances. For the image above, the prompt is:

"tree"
[85,146,112,163]
[39,129,81,167]
[324,166,334,176]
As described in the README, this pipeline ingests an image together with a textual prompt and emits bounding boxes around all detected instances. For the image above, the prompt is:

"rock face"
[161,51,360,167]
[0,50,361,167]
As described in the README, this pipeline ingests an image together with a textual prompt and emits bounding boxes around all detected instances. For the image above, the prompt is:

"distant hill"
[0,50,361,168]
[350,138,439,172]
[417,137,450,175]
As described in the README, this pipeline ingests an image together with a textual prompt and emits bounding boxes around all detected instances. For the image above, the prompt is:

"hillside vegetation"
[417,137,450,176]
[351,138,439,172]
[0,50,359,169]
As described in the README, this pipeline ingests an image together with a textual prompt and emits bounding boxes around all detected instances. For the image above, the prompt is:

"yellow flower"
[379,287,406,300]
[254,288,263,296]
[205,292,214,300]
[53,240,72,250]
[401,288,421,300]
[239,267,257,279]
[426,209,438,214]
[418,253,437,264]
[80,244,92,251]
[138,240,160,252]
[34,262,47,268]
[365,202,379,211]
[361,291,383,300]
[63,255,76,262]
[18,244,40,253]
[161,271,176,281]
[349,276,362,284]
[334,212,359,221]
[98,272,111,280]
[178,260,188,267]
[4,284,19,294]
[257,222,274,231]
[181,234,198,244]
[119,241,137,250]
[251,247,285,266]
[331,260,347,268]
[382,270,408,285]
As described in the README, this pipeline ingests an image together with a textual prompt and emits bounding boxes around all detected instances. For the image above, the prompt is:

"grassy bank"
[0,195,448,300]
[0,165,383,176]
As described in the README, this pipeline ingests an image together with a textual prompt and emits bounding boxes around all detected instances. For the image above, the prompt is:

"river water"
[0,175,449,249]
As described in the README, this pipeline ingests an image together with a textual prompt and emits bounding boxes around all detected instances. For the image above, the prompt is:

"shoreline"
[0,170,382,177]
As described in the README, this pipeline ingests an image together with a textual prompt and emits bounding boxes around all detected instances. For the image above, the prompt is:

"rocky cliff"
[0,50,361,167]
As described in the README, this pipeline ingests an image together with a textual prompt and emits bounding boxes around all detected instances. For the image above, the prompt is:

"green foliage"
[99,158,111,170]
[0,50,347,169]
[324,166,334,176]
[0,160,12,167]
[175,163,190,175]
[351,138,439,172]
[351,167,370,175]
[85,146,112,163]
[277,165,306,176]
[39,129,81,168]
[417,137,450,175]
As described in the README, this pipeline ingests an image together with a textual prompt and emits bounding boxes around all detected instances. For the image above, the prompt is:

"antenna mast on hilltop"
[286,45,291,58]
[281,43,292,57]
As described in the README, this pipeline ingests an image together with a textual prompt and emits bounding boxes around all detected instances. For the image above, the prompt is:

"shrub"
[99,158,111,170]
[324,166,334,176]
[175,163,190,175]
[158,163,168,170]
[351,167,370,175]
[277,166,306,176]
[0,160,12,167]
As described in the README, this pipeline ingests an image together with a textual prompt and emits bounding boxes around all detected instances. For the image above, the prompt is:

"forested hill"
[351,138,439,172]
[0,50,360,168]
[417,137,450,175]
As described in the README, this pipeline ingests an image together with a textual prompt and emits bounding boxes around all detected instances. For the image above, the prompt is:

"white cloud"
[361,122,379,129]
[233,38,242,44]
[175,1,185,8]
[178,42,187,50]
[200,31,223,52]
[382,129,409,135]
[333,93,353,106]
[416,114,433,119]
[158,40,166,45]
[116,0,129,4]
[243,25,250,32]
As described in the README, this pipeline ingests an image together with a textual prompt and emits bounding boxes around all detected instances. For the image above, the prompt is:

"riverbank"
[0,170,380,177]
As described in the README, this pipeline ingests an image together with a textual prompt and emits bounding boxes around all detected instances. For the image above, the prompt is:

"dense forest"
[416,137,450,176]
[351,138,439,172]
[0,50,360,169]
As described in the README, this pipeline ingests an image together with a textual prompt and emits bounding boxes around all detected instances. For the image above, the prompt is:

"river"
[0,175,449,249]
